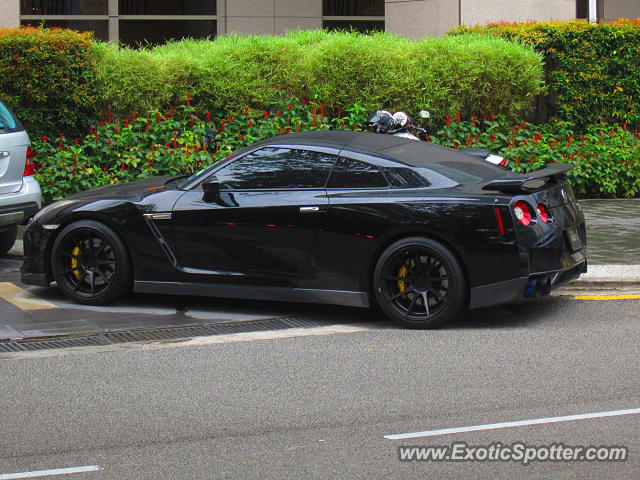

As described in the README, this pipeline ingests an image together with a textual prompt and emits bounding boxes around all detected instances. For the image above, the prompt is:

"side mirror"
[202,175,220,194]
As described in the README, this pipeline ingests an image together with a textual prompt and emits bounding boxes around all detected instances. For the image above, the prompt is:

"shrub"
[94,31,544,124]
[32,91,640,203]
[0,26,99,139]
[452,20,640,128]
[33,90,367,203]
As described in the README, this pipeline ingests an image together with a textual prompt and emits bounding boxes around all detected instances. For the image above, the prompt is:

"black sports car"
[21,131,587,328]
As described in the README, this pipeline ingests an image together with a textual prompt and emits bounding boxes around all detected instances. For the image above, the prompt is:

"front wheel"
[373,236,467,328]
[51,220,132,305]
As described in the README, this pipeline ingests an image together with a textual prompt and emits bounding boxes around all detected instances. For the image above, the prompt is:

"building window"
[20,0,217,45]
[576,0,588,18]
[119,20,216,46]
[21,0,108,15]
[20,19,109,40]
[118,0,216,16]
[323,0,385,33]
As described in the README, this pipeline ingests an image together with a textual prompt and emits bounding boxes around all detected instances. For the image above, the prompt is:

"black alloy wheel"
[52,220,131,304]
[373,236,467,328]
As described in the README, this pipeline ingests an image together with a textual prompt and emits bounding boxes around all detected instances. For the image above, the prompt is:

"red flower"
[229,114,233,122]
[241,135,245,141]
[206,112,211,122]
[103,167,107,172]
[108,140,113,146]
[121,162,125,171]
[186,93,191,106]
[456,112,461,123]
[523,120,527,127]
[426,135,432,142]
[301,99,307,105]
[264,111,269,120]
[169,104,174,118]
[277,112,282,117]
[490,133,496,141]
[635,131,639,138]
[221,119,226,131]
[131,113,137,121]
[42,136,47,142]
[514,125,520,131]
[279,125,283,135]
[473,119,477,127]
[248,119,253,127]
[445,115,451,126]
[125,120,129,127]
[278,87,283,91]
[244,106,249,115]
[165,142,170,148]
[288,105,293,110]
[99,121,104,127]
[286,129,291,134]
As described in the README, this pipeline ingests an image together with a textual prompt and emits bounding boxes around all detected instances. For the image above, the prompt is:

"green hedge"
[0,27,98,138]
[452,20,640,128]
[93,30,543,123]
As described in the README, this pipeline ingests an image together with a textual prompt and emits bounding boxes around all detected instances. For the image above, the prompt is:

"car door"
[170,145,339,288]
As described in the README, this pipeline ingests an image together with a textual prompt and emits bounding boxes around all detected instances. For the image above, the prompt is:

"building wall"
[603,0,640,20]
[461,0,576,25]
[385,0,459,38]
[218,0,322,35]
[0,0,19,28]
[386,0,576,39]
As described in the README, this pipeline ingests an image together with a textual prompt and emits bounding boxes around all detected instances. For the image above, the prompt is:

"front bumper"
[20,219,55,287]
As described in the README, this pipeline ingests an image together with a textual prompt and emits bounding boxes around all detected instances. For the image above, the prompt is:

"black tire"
[0,225,18,256]
[51,220,131,305]
[373,236,467,328]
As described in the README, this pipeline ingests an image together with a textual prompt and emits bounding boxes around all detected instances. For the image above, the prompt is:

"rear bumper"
[0,176,42,227]
[469,249,586,310]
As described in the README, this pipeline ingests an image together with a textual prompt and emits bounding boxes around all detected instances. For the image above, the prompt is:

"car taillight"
[513,201,532,226]
[23,146,36,176]
[536,204,549,223]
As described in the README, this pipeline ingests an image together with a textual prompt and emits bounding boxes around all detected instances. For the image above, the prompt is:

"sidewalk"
[5,199,640,286]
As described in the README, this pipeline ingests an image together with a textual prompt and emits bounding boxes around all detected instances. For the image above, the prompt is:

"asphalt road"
[0,295,638,479]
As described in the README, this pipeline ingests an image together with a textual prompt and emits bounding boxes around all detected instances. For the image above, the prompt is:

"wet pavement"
[581,199,640,265]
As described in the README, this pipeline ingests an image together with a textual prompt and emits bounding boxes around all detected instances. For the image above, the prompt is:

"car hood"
[66,176,177,202]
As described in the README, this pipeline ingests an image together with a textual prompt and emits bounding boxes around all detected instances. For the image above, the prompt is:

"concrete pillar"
[220,0,321,36]
[0,0,20,28]
[461,0,575,26]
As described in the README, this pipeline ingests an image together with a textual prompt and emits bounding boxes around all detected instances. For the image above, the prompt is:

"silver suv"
[0,100,41,255]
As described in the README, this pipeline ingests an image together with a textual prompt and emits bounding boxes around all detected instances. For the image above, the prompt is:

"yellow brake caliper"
[70,246,81,279]
[397,260,410,294]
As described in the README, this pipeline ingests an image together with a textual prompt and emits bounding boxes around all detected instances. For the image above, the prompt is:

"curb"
[570,265,640,288]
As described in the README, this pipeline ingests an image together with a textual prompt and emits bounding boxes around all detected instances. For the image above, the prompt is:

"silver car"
[0,100,42,255]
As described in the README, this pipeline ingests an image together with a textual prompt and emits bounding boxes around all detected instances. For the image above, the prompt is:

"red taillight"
[23,146,36,176]
[498,158,507,168]
[513,201,532,226]
[536,204,549,223]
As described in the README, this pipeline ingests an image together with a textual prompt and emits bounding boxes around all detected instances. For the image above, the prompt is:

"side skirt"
[133,281,370,308]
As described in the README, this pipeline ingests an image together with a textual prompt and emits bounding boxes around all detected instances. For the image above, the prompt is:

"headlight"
[32,200,76,223]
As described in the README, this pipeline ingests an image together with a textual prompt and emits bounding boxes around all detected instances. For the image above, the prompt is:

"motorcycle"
[366,109,506,168]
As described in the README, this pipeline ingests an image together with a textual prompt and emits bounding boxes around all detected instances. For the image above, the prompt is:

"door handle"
[299,206,321,213]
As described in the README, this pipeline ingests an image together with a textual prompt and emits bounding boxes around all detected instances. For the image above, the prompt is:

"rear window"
[0,102,22,133]
[383,142,504,186]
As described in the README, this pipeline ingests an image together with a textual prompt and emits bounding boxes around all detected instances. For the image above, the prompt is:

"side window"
[213,147,337,190]
[326,158,389,189]
[381,167,432,188]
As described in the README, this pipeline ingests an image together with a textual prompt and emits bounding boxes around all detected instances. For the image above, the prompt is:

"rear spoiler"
[482,164,574,193]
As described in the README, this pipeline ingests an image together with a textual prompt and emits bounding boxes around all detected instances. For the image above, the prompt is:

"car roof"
[254,130,488,168]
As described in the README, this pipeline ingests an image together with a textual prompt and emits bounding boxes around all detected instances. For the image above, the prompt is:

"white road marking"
[0,465,102,479]
[146,323,377,349]
[384,407,640,440]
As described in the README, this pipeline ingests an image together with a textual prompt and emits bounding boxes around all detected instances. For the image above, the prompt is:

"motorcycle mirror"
[419,110,430,119]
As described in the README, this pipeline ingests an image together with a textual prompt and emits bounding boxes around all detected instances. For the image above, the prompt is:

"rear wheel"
[373,236,467,328]
[0,225,18,256]
[51,220,131,305]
